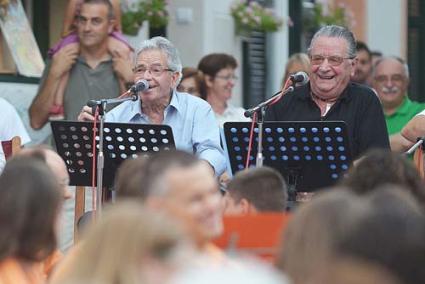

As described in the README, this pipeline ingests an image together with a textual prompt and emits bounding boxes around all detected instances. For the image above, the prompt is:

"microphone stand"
[89,95,138,215]
[245,86,295,168]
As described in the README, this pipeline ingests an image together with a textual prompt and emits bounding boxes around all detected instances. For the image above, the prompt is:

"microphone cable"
[244,77,293,169]
[91,106,99,211]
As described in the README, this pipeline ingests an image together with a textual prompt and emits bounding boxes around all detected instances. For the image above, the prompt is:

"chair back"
[1,136,22,159]
[213,213,292,262]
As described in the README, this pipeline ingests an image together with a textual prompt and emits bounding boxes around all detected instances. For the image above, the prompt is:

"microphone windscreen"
[134,79,149,92]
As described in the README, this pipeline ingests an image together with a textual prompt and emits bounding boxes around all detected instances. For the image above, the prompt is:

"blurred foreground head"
[58,201,193,284]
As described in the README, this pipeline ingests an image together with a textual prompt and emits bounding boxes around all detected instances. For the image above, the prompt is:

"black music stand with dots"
[223,121,353,204]
[51,120,175,188]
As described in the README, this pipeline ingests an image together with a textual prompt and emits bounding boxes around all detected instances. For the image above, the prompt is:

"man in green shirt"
[372,56,425,148]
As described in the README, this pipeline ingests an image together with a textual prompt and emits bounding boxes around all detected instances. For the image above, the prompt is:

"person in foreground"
[266,25,390,159]
[0,156,62,284]
[78,36,226,176]
[52,201,192,284]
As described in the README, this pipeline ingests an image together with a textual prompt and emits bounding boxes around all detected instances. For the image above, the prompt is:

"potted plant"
[230,0,283,36]
[303,2,355,33]
[121,0,169,36]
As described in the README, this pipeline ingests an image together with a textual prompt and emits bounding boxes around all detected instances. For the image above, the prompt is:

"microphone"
[129,79,149,93]
[289,71,309,85]
[86,80,149,110]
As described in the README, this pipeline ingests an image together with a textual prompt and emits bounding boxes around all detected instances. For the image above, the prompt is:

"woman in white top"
[198,53,250,127]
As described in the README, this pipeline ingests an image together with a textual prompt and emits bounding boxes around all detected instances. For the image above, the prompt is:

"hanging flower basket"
[303,2,355,33]
[121,0,169,36]
[230,0,283,36]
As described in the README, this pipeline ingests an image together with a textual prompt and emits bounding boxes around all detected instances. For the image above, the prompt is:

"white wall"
[168,0,290,106]
[366,0,406,58]
[267,0,289,97]
[168,0,247,106]
[167,0,242,105]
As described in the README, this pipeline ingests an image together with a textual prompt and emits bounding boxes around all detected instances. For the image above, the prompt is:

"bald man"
[19,146,71,199]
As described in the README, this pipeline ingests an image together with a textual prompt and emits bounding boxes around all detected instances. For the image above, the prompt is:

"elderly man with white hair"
[79,37,226,176]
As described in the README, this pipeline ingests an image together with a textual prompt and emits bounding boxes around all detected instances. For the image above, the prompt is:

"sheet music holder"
[51,121,175,187]
[223,121,352,192]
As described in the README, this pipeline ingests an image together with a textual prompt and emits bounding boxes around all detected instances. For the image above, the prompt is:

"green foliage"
[230,0,283,35]
[303,3,352,32]
[121,0,168,35]
[121,9,144,36]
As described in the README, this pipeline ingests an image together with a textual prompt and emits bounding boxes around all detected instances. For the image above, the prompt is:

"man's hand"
[50,43,79,79]
[77,106,96,122]
[111,49,133,83]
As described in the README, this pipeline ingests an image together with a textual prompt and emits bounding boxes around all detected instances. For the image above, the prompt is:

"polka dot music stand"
[223,121,352,202]
[51,121,176,187]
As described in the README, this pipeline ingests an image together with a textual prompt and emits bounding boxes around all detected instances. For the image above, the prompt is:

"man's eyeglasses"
[133,65,174,77]
[374,74,405,84]
[310,55,355,66]
[215,74,238,81]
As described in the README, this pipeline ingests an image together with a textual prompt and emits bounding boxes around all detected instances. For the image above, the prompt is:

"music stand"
[223,121,352,195]
[51,121,175,187]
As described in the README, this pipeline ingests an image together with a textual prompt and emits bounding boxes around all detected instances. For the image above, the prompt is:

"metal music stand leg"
[255,108,266,167]
[95,101,107,216]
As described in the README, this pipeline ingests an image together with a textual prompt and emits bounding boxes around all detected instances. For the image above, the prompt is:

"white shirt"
[418,109,425,116]
[215,104,251,127]
[0,147,5,174]
[0,98,31,173]
[0,98,31,143]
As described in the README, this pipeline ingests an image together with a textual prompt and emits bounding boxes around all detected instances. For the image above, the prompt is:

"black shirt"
[265,82,390,159]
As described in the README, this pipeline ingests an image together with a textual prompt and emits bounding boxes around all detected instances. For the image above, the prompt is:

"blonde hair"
[282,53,310,86]
[58,201,188,284]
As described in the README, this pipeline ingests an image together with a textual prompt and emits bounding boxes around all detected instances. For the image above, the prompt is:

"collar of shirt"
[119,89,181,122]
[221,104,239,117]
[387,96,410,117]
[76,55,113,67]
[297,82,353,103]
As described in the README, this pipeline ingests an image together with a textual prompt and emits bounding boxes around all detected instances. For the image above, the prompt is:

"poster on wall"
[0,0,45,77]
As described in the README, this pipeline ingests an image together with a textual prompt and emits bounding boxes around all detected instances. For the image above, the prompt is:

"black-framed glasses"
[133,64,174,77]
[310,55,355,66]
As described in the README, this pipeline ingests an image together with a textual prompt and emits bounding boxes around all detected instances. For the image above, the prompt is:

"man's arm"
[390,133,414,153]
[401,113,425,143]
[111,49,134,93]
[192,104,226,176]
[356,92,390,157]
[29,44,79,129]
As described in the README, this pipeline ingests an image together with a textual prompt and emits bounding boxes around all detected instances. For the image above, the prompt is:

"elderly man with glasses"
[266,25,389,159]
[79,36,226,176]
[371,57,425,151]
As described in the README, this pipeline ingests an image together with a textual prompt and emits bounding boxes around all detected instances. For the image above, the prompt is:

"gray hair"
[308,25,357,58]
[135,36,183,82]
[373,56,410,78]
